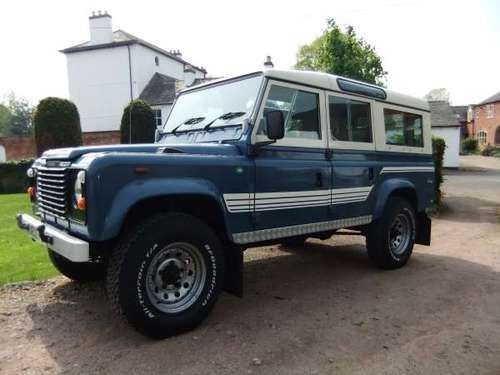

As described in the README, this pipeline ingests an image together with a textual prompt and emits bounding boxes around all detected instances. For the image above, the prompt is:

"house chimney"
[264,56,274,69]
[89,11,113,45]
[184,64,196,86]
[172,49,183,59]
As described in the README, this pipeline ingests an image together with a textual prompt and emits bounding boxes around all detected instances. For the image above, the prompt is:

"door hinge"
[325,149,333,160]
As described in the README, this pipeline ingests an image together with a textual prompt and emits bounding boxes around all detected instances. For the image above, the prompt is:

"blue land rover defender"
[17,70,434,338]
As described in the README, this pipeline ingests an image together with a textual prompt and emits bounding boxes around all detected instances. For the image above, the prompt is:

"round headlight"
[74,171,86,202]
[27,168,36,178]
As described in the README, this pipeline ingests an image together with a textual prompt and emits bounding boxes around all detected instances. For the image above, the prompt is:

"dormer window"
[155,56,159,66]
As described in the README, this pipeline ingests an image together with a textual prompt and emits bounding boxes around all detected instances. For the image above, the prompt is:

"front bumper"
[16,213,90,262]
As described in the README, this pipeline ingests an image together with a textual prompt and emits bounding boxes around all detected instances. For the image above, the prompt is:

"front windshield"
[163,75,263,134]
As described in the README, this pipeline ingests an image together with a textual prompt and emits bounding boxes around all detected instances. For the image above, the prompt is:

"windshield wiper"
[203,112,247,131]
[170,117,206,134]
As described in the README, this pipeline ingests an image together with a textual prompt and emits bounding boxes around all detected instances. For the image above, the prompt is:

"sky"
[0,0,499,106]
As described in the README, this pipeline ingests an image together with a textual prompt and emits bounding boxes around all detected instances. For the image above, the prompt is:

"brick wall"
[0,131,122,161]
[82,131,121,146]
[467,102,500,145]
[0,136,37,161]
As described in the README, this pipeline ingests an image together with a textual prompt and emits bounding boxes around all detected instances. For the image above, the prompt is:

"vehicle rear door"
[326,92,377,220]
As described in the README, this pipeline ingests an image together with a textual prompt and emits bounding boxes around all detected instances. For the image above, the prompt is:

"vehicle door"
[251,80,331,233]
[326,92,377,220]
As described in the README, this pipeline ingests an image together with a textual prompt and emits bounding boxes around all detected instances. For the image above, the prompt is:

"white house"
[61,11,207,140]
[429,100,461,168]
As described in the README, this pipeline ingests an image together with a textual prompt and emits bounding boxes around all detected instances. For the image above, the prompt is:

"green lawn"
[0,194,57,286]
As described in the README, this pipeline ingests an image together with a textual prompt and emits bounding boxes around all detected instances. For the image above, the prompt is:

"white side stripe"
[223,185,374,213]
[380,166,434,174]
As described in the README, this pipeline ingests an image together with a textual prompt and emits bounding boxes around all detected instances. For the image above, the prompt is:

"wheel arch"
[373,179,419,221]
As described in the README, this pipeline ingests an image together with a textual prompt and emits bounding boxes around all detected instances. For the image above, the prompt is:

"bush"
[462,138,478,154]
[0,159,33,194]
[120,100,155,144]
[33,97,82,156]
[481,143,495,156]
[432,136,446,206]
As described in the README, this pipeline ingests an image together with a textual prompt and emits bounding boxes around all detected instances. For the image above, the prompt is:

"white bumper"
[16,214,90,262]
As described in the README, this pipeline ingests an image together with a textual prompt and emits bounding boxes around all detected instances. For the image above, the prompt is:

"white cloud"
[0,0,498,105]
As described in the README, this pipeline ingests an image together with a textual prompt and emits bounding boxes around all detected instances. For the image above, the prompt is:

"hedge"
[462,138,478,154]
[0,160,33,194]
[432,136,446,206]
[120,100,155,144]
[34,97,82,156]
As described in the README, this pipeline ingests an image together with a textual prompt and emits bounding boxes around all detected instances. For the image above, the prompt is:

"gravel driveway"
[1,161,500,374]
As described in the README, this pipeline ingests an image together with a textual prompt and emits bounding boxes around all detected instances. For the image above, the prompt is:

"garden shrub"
[33,97,82,156]
[120,100,155,144]
[432,136,446,206]
[462,138,478,154]
[481,144,495,156]
[0,159,33,194]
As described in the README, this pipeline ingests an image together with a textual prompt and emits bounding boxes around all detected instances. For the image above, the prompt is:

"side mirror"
[265,110,285,140]
[154,128,161,143]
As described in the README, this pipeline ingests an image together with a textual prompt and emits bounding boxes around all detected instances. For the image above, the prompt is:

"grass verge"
[0,194,57,286]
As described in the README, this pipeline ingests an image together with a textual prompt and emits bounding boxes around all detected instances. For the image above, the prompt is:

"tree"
[33,97,82,156]
[0,104,11,136]
[295,19,387,85]
[0,93,33,136]
[120,100,155,144]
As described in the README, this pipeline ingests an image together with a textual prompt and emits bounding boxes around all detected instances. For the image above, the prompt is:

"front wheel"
[366,197,416,269]
[106,213,224,338]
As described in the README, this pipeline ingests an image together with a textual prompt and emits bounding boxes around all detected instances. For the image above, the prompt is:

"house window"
[153,109,162,127]
[478,130,488,144]
[384,108,423,147]
[486,104,494,118]
[475,108,480,120]
[155,56,160,66]
[329,95,372,143]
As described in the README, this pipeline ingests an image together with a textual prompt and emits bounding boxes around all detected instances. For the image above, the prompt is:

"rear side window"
[384,109,423,147]
[258,85,321,140]
[329,96,372,143]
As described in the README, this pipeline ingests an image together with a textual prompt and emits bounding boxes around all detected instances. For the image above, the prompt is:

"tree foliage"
[295,19,387,85]
[0,93,33,137]
[120,100,156,144]
[33,97,82,156]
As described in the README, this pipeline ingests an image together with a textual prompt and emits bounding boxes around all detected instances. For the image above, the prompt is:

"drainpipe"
[127,45,134,144]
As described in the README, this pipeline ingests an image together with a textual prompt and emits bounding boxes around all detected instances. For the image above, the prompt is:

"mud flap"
[416,212,431,246]
[224,244,243,297]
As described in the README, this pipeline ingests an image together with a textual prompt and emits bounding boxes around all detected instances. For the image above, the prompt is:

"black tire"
[280,236,307,248]
[48,249,106,282]
[106,212,225,339]
[366,197,416,269]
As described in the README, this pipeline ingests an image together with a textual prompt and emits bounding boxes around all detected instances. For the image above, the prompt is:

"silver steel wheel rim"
[145,242,207,314]
[389,214,411,255]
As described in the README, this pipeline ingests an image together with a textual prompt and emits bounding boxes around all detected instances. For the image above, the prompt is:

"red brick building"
[467,92,500,146]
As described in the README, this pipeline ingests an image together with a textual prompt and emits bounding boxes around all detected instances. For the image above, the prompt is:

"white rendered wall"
[0,145,5,162]
[66,46,132,132]
[432,127,460,168]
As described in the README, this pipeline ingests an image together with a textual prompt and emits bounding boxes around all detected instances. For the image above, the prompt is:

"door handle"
[315,172,323,187]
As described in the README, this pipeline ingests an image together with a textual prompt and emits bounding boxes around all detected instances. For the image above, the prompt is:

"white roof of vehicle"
[264,70,429,111]
[182,69,429,112]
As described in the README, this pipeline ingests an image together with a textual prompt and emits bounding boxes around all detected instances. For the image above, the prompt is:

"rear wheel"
[48,250,106,282]
[366,197,416,269]
[106,213,224,339]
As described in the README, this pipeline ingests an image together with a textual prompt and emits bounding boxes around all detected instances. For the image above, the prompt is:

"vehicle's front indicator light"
[77,197,86,210]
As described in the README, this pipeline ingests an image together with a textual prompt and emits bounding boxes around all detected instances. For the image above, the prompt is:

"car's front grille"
[36,167,69,217]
